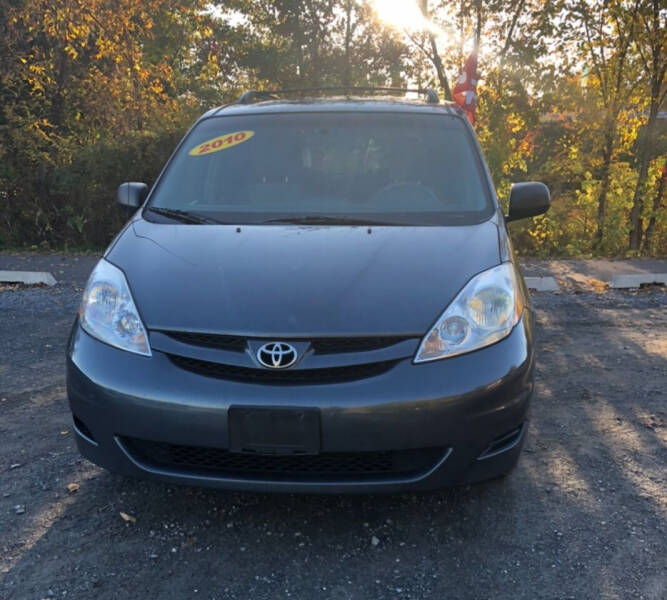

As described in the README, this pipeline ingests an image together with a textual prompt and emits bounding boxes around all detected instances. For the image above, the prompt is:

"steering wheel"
[370,181,440,206]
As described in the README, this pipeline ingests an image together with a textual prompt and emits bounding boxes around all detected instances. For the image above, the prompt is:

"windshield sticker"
[189,131,254,156]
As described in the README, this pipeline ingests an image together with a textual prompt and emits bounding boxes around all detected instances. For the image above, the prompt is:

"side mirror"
[506,182,550,222]
[116,182,148,210]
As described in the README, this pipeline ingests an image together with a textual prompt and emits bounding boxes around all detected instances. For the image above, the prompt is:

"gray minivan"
[67,89,549,493]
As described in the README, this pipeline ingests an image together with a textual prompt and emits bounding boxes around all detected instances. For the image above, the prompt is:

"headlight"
[414,263,523,362]
[79,259,151,356]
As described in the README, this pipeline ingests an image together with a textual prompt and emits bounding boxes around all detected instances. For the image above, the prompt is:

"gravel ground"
[0,260,666,600]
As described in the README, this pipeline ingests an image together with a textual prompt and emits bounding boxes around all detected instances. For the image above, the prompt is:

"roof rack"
[237,87,440,105]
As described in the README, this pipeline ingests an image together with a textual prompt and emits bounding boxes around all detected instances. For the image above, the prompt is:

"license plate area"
[228,407,320,455]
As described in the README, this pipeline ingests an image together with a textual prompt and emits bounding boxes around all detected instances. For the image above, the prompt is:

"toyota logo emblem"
[257,342,298,369]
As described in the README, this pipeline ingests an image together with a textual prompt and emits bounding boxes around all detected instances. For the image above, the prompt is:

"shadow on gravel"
[525,292,666,597]
[1,292,666,600]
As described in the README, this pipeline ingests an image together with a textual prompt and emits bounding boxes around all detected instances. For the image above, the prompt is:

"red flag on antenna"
[453,51,479,125]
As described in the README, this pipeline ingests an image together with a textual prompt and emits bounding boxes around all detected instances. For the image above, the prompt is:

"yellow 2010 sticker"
[189,131,254,156]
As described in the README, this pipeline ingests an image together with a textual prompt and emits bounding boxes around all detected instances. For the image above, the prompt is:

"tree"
[222,0,408,90]
[627,0,666,250]
[1,0,665,254]
[566,0,642,249]
[642,166,665,253]
[417,0,452,99]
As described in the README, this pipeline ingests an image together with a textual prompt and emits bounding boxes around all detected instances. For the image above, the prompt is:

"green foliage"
[0,0,665,255]
[1,126,187,248]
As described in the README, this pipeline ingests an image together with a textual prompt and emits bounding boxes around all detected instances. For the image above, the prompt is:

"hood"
[106,218,500,336]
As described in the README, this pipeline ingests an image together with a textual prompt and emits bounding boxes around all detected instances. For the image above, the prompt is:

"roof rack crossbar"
[237,87,440,105]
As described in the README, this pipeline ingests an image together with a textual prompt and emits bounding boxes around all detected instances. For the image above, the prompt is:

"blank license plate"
[228,407,320,455]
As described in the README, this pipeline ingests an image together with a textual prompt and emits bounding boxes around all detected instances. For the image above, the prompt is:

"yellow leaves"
[528,224,549,243]
[506,113,525,135]
[28,63,45,75]
[94,37,114,60]
[527,214,553,246]
[29,119,56,143]
[149,80,165,95]
[64,44,79,60]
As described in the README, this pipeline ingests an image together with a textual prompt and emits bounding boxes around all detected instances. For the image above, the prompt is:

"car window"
[147,112,493,226]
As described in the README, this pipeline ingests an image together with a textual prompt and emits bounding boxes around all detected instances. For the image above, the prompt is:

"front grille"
[311,336,411,354]
[168,354,398,385]
[156,331,412,355]
[122,437,445,481]
[160,331,246,352]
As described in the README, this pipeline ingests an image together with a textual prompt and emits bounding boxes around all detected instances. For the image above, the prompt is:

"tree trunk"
[304,0,322,86]
[500,0,526,60]
[419,0,452,100]
[594,126,616,249]
[428,34,452,100]
[628,100,660,250]
[51,48,68,130]
[628,0,664,251]
[294,1,305,84]
[342,1,352,86]
[642,168,666,254]
[585,0,640,250]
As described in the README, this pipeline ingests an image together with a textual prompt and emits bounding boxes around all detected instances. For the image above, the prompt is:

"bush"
[0,127,186,249]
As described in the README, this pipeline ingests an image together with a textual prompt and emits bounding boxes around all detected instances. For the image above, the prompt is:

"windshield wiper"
[146,207,223,225]
[262,215,397,226]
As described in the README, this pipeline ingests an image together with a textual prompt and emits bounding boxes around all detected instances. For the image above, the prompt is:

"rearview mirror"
[506,182,550,222]
[116,182,148,210]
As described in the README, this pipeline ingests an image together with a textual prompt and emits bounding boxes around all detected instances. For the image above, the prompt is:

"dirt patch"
[0,282,49,292]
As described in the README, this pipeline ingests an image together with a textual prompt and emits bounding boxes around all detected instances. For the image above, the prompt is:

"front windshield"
[147,112,493,226]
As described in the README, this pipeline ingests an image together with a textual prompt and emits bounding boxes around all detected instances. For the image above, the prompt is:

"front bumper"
[66,314,534,493]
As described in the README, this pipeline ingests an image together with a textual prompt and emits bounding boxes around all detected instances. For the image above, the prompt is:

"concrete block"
[0,270,57,286]
[524,276,559,292]
[609,273,667,289]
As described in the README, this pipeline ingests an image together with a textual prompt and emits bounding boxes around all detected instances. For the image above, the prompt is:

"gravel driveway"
[1,259,665,600]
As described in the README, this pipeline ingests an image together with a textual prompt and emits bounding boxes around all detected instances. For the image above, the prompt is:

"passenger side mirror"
[116,182,148,210]
[506,182,550,222]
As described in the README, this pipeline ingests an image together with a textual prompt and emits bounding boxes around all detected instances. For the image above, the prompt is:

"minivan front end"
[67,97,548,492]
[68,300,533,493]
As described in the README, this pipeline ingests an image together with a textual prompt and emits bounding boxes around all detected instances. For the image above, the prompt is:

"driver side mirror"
[116,182,148,210]
[506,182,550,222]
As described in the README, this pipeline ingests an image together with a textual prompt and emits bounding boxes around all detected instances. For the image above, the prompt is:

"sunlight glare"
[372,0,438,34]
